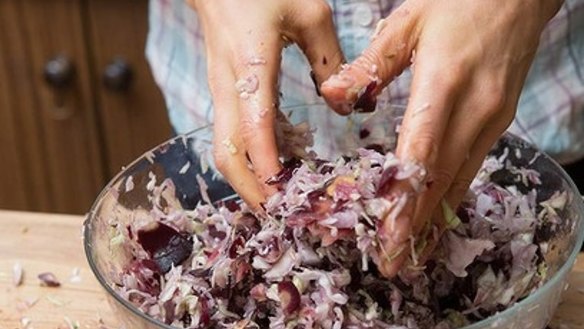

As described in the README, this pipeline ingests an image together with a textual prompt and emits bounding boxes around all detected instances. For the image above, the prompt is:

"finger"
[235,37,283,196]
[213,131,266,209]
[403,92,515,267]
[444,120,511,208]
[442,76,523,207]
[404,96,487,239]
[410,66,524,267]
[376,179,418,277]
[377,56,468,276]
[411,122,510,266]
[320,4,420,113]
[288,0,347,113]
[378,69,498,275]
[408,68,516,234]
[390,124,506,272]
[208,58,266,209]
[395,52,471,166]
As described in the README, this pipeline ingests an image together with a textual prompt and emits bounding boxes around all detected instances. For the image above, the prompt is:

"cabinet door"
[0,1,51,211]
[86,0,172,178]
[0,0,105,214]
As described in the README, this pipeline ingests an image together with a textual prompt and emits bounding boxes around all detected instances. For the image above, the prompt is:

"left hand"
[321,0,563,276]
[187,0,345,209]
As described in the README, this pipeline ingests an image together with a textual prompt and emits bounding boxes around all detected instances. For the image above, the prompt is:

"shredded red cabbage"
[112,147,566,329]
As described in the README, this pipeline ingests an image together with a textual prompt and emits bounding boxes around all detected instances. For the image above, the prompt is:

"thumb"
[320,5,419,113]
[286,0,347,115]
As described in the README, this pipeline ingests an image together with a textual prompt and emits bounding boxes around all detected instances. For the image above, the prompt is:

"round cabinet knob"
[103,58,133,92]
[44,55,75,88]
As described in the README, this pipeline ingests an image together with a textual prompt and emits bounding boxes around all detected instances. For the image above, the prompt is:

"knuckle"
[458,81,508,129]
[359,48,384,70]
[300,1,333,27]
[441,65,466,89]
[407,133,439,164]
[476,79,508,120]
[424,53,467,79]
[430,168,455,190]
[358,39,409,82]
[240,114,273,143]
[421,61,467,97]
[484,92,506,116]
[447,56,471,74]
[239,122,256,143]
[310,1,333,22]
[239,117,254,134]
[354,46,396,82]
[232,60,247,77]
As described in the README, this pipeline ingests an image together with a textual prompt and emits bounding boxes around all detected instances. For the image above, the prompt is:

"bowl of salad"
[84,112,584,329]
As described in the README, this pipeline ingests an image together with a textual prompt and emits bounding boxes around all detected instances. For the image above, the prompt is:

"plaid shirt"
[146,0,584,164]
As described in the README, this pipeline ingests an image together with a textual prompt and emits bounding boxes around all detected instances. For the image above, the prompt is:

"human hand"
[188,0,345,208]
[321,0,563,276]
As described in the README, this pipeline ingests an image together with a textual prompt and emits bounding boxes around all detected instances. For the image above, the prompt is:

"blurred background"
[2,1,582,216]
[0,0,172,214]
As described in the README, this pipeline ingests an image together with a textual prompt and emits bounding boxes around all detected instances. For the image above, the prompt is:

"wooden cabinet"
[0,0,172,214]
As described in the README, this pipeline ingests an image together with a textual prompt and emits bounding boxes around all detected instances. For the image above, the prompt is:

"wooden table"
[0,211,117,329]
[0,210,583,329]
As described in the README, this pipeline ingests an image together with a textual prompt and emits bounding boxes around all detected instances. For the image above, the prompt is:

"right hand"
[320,0,561,277]
[188,0,346,208]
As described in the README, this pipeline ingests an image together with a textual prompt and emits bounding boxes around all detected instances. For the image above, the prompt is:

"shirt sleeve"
[509,0,584,164]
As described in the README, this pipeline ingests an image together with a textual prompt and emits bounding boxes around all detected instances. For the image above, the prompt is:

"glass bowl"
[84,124,584,329]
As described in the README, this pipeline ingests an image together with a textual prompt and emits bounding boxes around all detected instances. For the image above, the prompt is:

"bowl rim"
[83,130,584,329]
